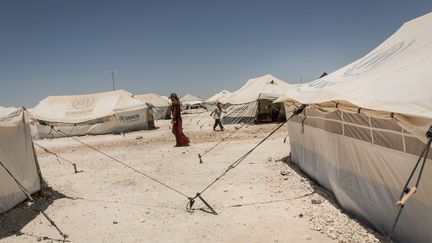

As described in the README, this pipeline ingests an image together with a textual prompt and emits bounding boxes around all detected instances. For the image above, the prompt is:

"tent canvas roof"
[278,12,432,120]
[181,94,204,102]
[31,90,148,124]
[134,93,170,107]
[221,74,294,105]
[205,90,232,103]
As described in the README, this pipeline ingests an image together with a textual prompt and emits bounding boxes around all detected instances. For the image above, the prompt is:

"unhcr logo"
[344,39,415,76]
[119,114,140,122]
[72,97,96,110]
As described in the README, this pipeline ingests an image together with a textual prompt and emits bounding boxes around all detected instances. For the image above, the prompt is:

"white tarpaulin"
[134,93,171,119]
[0,107,42,213]
[205,90,231,104]
[30,90,155,138]
[278,12,432,140]
[181,94,204,107]
[279,12,432,243]
[220,74,294,123]
[221,74,294,105]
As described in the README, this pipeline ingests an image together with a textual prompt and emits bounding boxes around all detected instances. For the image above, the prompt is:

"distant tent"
[205,90,232,104]
[278,12,432,243]
[180,94,204,109]
[30,90,155,139]
[220,74,295,124]
[134,93,171,120]
[0,107,43,213]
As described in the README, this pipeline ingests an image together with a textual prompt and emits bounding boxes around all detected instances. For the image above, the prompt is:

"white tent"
[134,93,171,120]
[205,90,232,104]
[279,12,432,243]
[0,107,42,213]
[220,74,295,124]
[181,94,204,108]
[31,90,155,139]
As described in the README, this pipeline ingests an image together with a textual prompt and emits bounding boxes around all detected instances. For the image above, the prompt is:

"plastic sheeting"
[0,107,41,213]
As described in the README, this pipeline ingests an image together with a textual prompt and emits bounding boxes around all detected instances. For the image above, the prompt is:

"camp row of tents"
[1,12,432,243]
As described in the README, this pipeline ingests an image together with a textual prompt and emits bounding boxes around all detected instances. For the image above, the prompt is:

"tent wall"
[0,114,41,213]
[223,100,285,124]
[286,106,432,243]
[33,108,155,139]
[222,102,257,124]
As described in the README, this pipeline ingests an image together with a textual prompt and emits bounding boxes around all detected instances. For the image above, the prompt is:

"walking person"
[210,102,226,131]
[169,93,190,147]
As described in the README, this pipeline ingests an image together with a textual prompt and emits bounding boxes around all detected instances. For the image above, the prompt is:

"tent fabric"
[31,90,150,124]
[134,93,171,119]
[221,74,294,105]
[205,90,232,104]
[0,107,42,213]
[219,74,294,124]
[286,108,432,243]
[181,94,204,107]
[280,13,432,243]
[30,90,155,138]
[278,12,432,141]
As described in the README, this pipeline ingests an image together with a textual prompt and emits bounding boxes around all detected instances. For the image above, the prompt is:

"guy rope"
[187,105,306,214]
[36,104,306,215]
[0,160,69,241]
[33,142,82,174]
[391,125,432,233]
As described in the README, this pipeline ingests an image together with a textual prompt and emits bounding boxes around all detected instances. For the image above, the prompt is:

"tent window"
[343,112,369,126]
[324,110,342,121]
[370,117,402,132]
[373,130,404,152]
[344,124,372,143]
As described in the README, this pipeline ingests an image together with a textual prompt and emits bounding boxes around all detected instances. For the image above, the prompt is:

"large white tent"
[0,107,42,213]
[180,94,204,109]
[205,90,232,104]
[220,74,295,124]
[278,12,432,242]
[31,90,155,139]
[134,93,171,120]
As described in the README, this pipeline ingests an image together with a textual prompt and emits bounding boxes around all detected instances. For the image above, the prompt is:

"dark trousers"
[213,119,224,130]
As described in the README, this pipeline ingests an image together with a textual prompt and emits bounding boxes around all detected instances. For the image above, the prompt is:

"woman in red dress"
[169,93,190,147]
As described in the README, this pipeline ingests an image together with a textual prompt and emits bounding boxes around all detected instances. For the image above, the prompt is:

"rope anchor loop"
[187,193,218,215]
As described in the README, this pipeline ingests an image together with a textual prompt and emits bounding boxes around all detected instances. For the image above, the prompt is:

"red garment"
[171,101,190,147]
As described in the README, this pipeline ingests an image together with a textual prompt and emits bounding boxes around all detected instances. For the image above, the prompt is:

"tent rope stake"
[187,104,306,214]
[198,122,247,163]
[39,123,191,200]
[33,142,83,174]
[391,125,432,233]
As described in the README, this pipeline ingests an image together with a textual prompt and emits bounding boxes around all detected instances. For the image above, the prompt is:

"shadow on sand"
[0,189,73,242]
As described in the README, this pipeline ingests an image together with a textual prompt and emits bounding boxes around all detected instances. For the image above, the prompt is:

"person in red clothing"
[169,93,190,147]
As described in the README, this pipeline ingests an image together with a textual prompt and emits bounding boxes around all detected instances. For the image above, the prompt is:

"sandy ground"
[0,112,390,243]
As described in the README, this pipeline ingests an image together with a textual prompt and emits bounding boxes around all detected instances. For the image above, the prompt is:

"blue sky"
[1,0,432,107]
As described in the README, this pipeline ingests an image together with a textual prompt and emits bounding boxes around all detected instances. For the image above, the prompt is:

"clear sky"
[1,0,432,107]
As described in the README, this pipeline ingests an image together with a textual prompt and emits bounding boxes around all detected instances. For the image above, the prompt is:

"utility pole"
[108,70,117,90]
